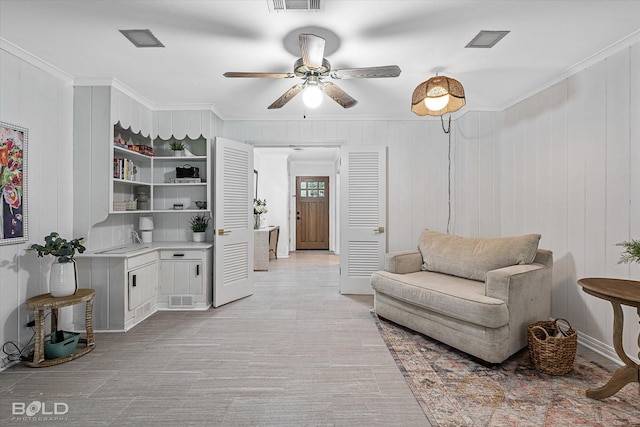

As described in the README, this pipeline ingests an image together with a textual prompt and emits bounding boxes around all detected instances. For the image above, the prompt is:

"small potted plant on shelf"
[189,213,209,242]
[26,232,86,297]
[169,140,185,157]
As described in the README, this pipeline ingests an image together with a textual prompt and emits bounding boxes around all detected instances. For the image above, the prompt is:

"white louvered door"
[213,137,254,307]
[339,145,387,294]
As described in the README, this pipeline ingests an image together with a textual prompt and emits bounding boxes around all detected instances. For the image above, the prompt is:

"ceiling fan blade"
[268,83,305,109]
[224,72,295,78]
[319,81,357,109]
[299,34,326,69]
[330,65,401,79]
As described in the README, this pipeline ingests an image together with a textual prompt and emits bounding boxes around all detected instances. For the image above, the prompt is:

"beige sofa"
[371,230,553,364]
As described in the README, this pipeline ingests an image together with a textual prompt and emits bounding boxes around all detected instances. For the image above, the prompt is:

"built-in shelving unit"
[111,123,211,214]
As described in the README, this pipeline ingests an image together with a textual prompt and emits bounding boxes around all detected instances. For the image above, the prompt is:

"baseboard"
[577,333,636,366]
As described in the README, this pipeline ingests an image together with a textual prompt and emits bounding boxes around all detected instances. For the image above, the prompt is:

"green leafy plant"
[617,239,640,264]
[26,232,86,263]
[189,214,209,232]
[169,140,185,151]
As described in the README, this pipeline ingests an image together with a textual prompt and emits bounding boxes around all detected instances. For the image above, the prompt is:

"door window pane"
[319,190,325,197]
[300,190,307,197]
[300,182,307,189]
[308,182,318,189]
[319,182,325,189]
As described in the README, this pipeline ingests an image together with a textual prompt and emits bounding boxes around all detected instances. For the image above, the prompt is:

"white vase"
[254,214,261,230]
[50,260,77,297]
[173,150,184,157]
[192,231,205,242]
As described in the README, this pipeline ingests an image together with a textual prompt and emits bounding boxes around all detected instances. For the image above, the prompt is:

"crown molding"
[0,37,73,83]
[154,103,225,120]
[73,77,156,111]
[498,29,640,112]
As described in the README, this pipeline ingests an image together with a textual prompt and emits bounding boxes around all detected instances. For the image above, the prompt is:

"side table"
[24,288,96,367]
[577,278,640,399]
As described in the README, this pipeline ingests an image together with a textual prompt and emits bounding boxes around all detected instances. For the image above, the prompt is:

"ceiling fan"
[224,33,401,109]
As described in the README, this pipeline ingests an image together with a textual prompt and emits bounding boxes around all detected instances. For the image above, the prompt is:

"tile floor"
[0,251,622,426]
[1,251,430,426]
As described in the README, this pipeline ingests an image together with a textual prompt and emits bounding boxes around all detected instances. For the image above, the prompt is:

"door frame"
[295,175,331,250]
[247,140,343,256]
[290,164,339,253]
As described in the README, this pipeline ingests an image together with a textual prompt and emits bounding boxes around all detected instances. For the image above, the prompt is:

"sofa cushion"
[417,230,541,281]
[371,270,509,328]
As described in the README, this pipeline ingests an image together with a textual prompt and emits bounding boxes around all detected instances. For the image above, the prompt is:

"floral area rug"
[373,313,640,426]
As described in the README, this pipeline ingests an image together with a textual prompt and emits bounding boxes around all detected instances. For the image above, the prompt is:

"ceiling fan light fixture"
[411,75,465,116]
[303,83,323,108]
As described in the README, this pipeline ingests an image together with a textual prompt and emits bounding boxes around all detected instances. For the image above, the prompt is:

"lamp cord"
[441,115,452,234]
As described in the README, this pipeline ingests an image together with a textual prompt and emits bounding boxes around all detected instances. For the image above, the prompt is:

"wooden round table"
[24,288,96,367]
[577,278,640,399]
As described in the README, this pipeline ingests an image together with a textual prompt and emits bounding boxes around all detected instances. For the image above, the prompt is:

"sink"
[96,244,149,254]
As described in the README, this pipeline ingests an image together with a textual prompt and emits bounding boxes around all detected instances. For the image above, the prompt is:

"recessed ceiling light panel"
[465,30,510,48]
[119,29,165,48]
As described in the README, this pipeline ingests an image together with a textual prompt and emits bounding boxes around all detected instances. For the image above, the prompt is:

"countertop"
[79,241,213,258]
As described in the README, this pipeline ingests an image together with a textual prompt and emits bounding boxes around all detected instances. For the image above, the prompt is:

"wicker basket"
[113,201,127,211]
[527,318,577,375]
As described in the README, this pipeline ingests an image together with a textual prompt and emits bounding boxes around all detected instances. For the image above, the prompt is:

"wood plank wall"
[456,45,640,362]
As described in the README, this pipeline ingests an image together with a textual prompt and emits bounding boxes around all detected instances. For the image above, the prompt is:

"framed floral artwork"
[0,121,28,245]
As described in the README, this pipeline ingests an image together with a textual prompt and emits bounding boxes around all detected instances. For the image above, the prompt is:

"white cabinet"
[75,250,159,332]
[125,252,158,328]
[128,259,157,311]
[158,248,212,310]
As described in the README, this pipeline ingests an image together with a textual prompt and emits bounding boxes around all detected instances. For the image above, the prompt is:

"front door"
[296,176,329,250]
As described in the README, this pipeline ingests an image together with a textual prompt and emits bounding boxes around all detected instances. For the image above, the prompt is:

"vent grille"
[348,152,380,227]
[169,295,195,308]
[223,242,249,284]
[348,241,380,277]
[267,0,324,12]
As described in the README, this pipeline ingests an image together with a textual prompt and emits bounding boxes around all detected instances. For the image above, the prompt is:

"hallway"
[1,251,429,426]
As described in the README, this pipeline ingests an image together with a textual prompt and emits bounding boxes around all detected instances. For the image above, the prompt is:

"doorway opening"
[253,145,341,258]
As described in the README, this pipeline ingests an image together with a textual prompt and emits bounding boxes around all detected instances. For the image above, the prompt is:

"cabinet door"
[128,262,157,310]
[160,260,203,295]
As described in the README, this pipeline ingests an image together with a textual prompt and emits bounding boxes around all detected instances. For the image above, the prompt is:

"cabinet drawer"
[160,250,203,260]
[127,251,158,270]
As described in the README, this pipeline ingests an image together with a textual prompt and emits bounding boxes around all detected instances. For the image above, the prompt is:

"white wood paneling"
[0,48,74,362]
[223,119,454,254]
[458,43,640,364]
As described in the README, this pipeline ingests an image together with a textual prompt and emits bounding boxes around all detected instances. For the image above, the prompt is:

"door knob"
[373,226,385,233]
[218,229,231,235]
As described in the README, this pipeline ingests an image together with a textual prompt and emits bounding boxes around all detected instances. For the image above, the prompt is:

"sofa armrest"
[384,250,423,274]
[485,263,552,321]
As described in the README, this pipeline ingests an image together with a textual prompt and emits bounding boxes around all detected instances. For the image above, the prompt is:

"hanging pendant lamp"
[411,75,466,116]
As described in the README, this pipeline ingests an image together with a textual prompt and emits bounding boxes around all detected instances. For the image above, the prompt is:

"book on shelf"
[113,157,137,181]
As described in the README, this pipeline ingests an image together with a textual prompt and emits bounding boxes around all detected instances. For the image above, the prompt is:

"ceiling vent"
[119,29,165,48]
[465,30,510,48]
[267,0,324,12]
